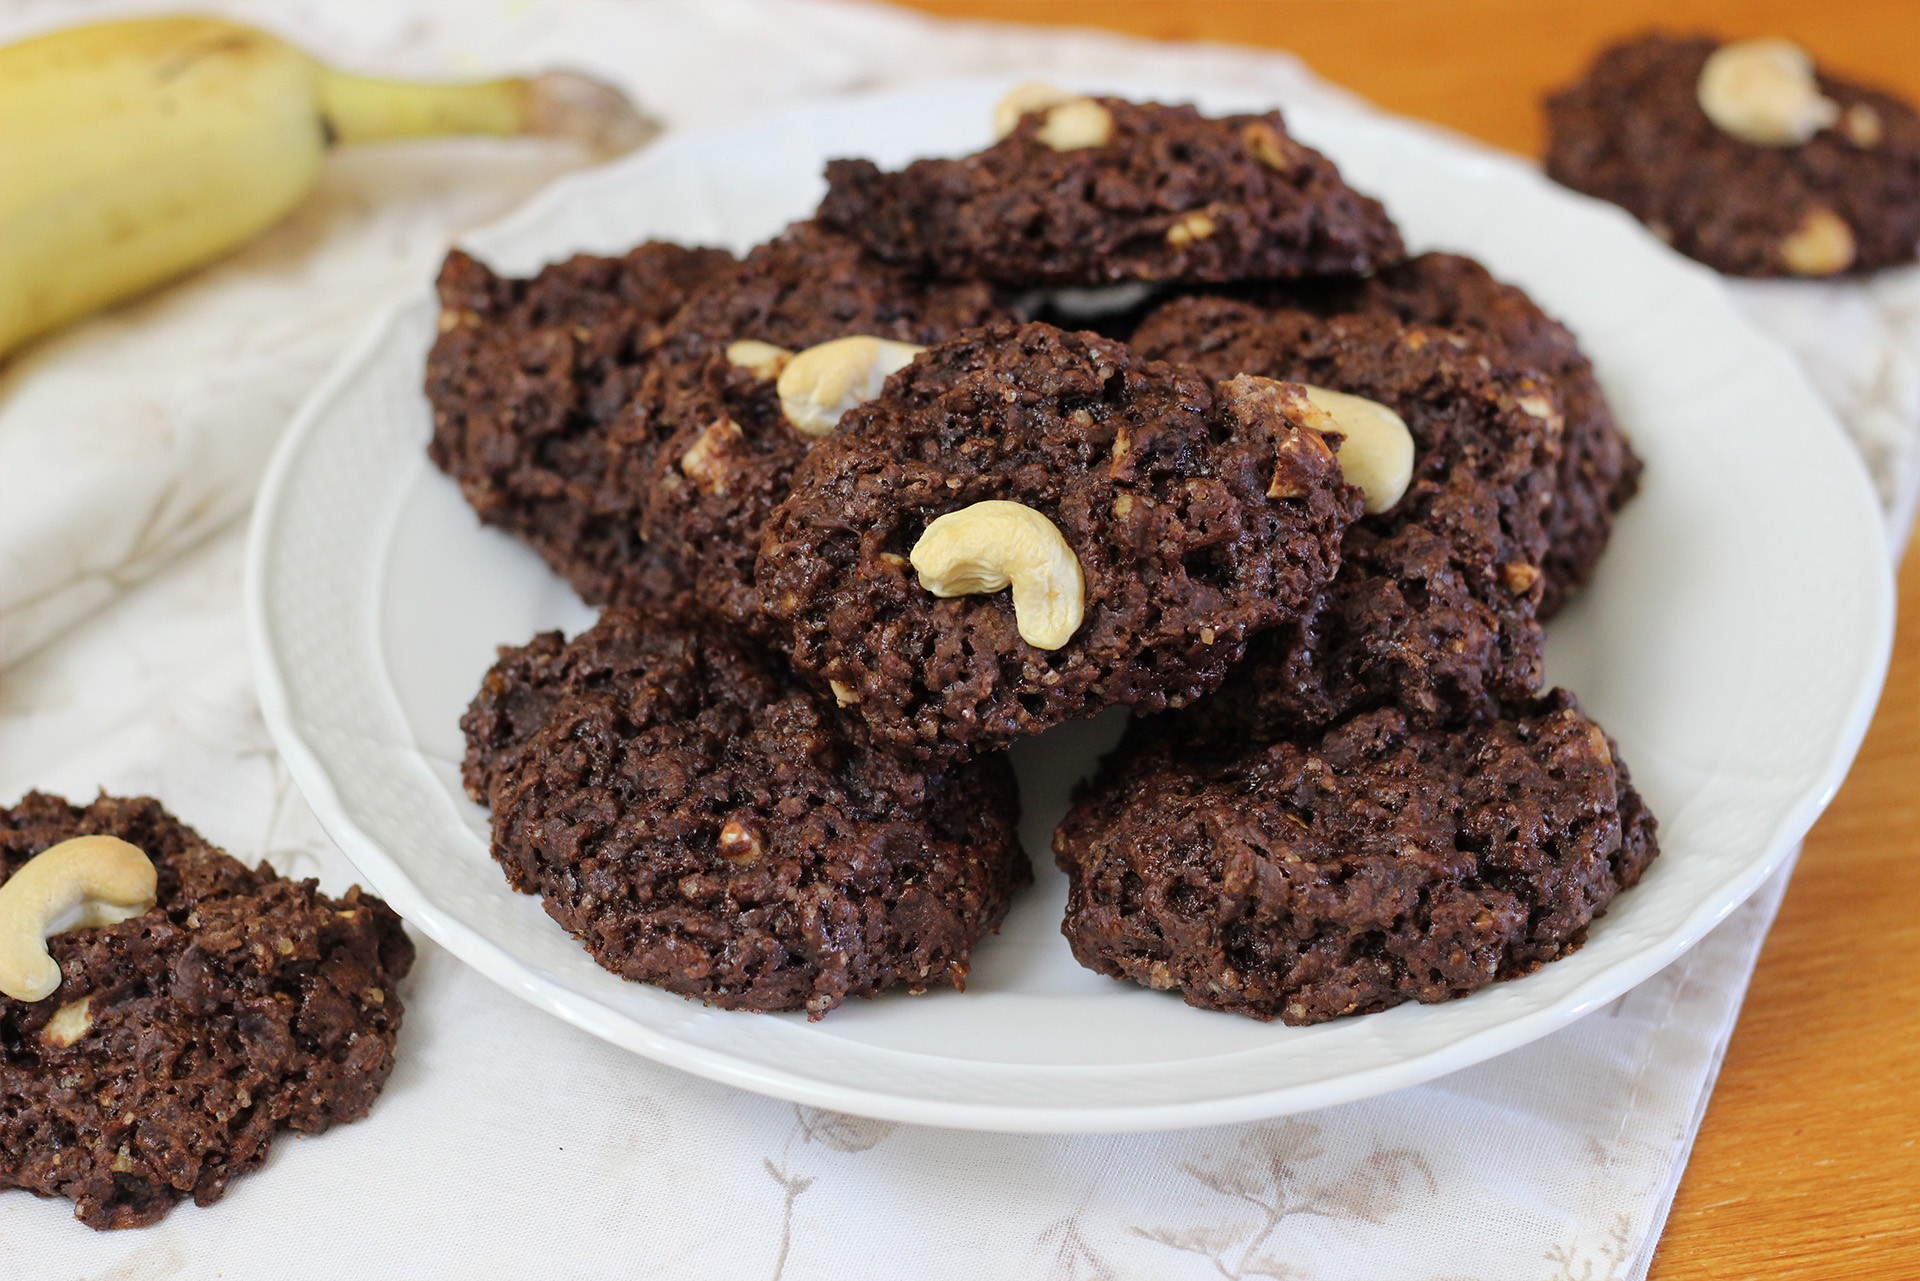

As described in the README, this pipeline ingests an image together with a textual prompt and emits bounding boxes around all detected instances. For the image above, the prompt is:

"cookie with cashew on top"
[611,221,1014,632]
[1254,251,1643,618]
[817,88,1405,286]
[1545,34,1920,276]
[1131,302,1564,736]
[755,321,1365,760]
[460,606,1029,1019]
[0,792,413,1230]
[1054,690,1659,1024]
[424,242,737,608]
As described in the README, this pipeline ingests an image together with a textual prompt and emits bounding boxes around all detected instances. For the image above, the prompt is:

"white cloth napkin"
[1,2,1913,1278]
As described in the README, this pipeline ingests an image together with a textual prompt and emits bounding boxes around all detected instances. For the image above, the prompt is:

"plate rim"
[245,76,1896,1133]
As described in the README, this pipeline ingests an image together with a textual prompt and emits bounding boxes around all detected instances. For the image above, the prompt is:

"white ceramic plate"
[247,76,1893,1133]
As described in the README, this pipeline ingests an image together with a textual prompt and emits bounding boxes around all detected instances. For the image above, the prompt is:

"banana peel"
[0,15,656,360]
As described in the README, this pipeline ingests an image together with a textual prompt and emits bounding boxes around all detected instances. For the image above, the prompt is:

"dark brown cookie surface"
[1544,34,1920,276]
[0,793,414,1229]
[1054,692,1659,1024]
[461,608,1029,1018]
[819,97,1404,286]
[623,222,1012,631]
[1132,302,1559,735]
[425,244,736,606]
[756,321,1361,761]
[1268,252,1642,616]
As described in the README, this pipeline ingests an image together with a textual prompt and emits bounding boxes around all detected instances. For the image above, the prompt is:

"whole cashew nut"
[992,82,1076,139]
[1298,385,1416,515]
[0,835,157,1003]
[910,500,1086,650]
[1697,39,1839,146]
[989,82,1114,150]
[776,336,925,438]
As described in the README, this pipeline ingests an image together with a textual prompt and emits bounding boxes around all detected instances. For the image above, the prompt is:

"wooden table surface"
[898,3,1920,1274]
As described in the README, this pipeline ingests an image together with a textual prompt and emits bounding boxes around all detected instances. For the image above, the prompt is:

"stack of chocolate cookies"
[430,88,1658,1025]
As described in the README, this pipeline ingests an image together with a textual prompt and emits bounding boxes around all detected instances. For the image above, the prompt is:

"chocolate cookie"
[1545,34,1920,276]
[757,321,1360,760]
[1131,301,1560,734]
[461,607,1029,1018]
[1054,692,1659,1024]
[818,95,1404,286]
[0,793,414,1229]
[1267,253,1642,616]
[621,222,1011,631]
[425,243,736,606]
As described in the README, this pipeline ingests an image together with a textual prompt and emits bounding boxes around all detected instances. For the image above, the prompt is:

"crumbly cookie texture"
[1131,302,1560,735]
[0,793,414,1230]
[1054,691,1659,1024]
[818,98,1405,286]
[618,221,1012,633]
[460,608,1030,1018]
[757,321,1361,761]
[1544,33,1920,276]
[1258,252,1642,618]
[425,244,736,607]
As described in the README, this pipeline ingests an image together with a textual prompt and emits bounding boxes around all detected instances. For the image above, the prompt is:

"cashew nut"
[725,339,794,380]
[775,336,925,438]
[1697,39,1839,146]
[0,835,157,1003]
[1166,211,1218,248]
[1780,207,1856,276]
[1034,97,1114,151]
[910,500,1086,650]
[992,82,1076,139]
[1299,385,1416,515]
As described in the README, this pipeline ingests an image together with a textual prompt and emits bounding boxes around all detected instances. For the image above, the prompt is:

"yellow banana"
[0,16,655,359]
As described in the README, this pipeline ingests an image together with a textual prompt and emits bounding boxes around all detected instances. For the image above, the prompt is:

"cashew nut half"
[0,835,157,1003]
[1697,39,1839,146]
[776,336,925,438]
[910,500,1086,650]
[1299,385,1416,515]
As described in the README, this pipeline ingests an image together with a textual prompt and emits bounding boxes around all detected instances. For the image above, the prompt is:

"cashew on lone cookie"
[1696,38,1839,146]
[1297,385,1416,514]
[910,500,1087,650]
[776,335,926,437]
[0,835,157,1002]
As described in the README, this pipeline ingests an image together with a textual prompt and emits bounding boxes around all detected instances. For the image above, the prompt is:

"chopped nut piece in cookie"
[1780,207,1857,275]
[1166,210,1218,248]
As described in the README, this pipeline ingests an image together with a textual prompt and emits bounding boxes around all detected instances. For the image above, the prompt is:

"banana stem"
[315,68,656,157]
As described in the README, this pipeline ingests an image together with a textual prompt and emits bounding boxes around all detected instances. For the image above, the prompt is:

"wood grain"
[891,3,1920,1274]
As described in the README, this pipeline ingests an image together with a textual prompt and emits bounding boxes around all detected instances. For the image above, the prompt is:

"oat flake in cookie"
[1054,692,1659,1024]
[1544,34,1920,277]
[0,793,414,1229]
[1132,302,1561,735]
[757,321,1362,761]
[621,221,1013,632]
[818,94,1405,286]
[425,243,736,606]
[461,607,1029,1018]
[1266,252,1643,617]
